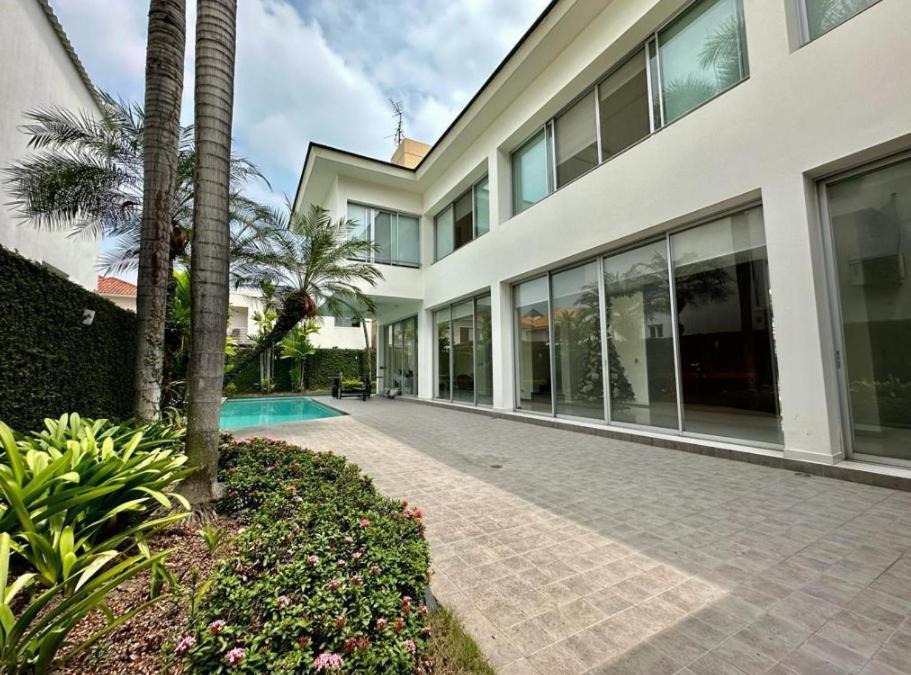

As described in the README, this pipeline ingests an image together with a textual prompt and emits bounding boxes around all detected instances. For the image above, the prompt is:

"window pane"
[452,301,475,402]
[599,49,651,160]
[515,277,552,412]
[384,325,394,390]
[658,0,748,124]
[671,207,780,443]
[374,210,393,264]
[648,39,662,128]
[552,262,604,419]
[402,317,417,396]
[475,295,493,405]
[512,129,550,214]
[396,215,420,266]
[391,321,403,390]
[347,203,369,259]
[435,206,454,260]
[804,0,879,41]
[555,91,598,187]
[474,177,490,236]
[454,191,473,251]
[825,157,911,461]
[434,308,451,398]
[604,241,678,429]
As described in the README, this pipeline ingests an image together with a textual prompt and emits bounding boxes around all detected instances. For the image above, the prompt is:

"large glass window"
[604,241,679,429]
[552,262,604,419]
[555,91,598,187]
[434,175,489,260]
[512,128,553,215]
[346,203,420,267]
[475,295,493,405]
[383,317,417,396]
[656,0,748,124]
[671,207,780,443]
[802,0,881,42]
[515,277,552,413]
[434,308,451,399]
[598,49,651,160]
[824,157,911,462]
[433,294,493,405]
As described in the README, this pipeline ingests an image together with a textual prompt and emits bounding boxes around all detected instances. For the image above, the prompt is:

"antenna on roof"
[389,98,405,146]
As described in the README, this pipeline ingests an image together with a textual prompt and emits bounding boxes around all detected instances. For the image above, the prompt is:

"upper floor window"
[509,0,748,215]
[334,316,361,328]
[346,203,420,268]
[799,0,881,42]
[434,175,490,261]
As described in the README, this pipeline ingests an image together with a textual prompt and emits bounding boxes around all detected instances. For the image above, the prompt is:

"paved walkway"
[239,398,911,675]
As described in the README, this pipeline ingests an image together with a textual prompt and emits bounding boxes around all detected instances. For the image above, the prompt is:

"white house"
[0,0,101,289]
[296,0,911,469]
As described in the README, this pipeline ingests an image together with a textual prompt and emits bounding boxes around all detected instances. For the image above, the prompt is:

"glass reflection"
[434,309,451,399]
[515,277,552,412]
[475,296,494,405]
[452,301,475,402]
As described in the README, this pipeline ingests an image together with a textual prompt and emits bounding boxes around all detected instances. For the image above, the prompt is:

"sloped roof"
[36,0,100,107]
[97,276,137,296]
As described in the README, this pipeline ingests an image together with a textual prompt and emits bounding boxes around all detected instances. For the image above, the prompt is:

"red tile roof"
[97,276,137,296]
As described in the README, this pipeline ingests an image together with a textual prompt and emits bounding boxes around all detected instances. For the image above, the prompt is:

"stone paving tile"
[242,398,911,674]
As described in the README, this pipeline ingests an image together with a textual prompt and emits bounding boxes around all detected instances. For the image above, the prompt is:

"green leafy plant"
[342,377,365,390]
[279,321,319,391]
[197,524,229,556]
[180,436,430,673]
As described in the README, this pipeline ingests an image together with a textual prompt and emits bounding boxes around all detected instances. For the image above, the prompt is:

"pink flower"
[313,652,344,672]
[351,574,363,586]
[419,605,429,617]
[394,617,405,632]
[370,565,381,575]
[327,578,341,591]
[175,635,195,655]
[344,536,353,544]
[377,618,388,630]
[404,639,417,654]
[335,615,347,629]
[336,559,346,568]
[224,647,246,666]
[307,554,320,566]
[208,619,227,635]
[358,519,370,528]
[351,551,363,560]
[277,595,291,608]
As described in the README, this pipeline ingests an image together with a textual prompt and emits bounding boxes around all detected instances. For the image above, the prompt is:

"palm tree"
[279,321,319,391]
[225,204,382,384]
[183,0,238,506]
[134,0,187,421]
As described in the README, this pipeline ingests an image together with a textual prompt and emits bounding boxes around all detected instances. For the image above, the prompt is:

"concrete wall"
[0,0,101,289]
[309,0,911,465]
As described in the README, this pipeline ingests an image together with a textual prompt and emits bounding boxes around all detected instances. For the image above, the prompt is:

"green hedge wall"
[0,245,136,430]
[230,347,369,394]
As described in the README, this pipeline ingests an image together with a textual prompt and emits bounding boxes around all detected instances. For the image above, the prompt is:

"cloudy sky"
[50,0,550,208]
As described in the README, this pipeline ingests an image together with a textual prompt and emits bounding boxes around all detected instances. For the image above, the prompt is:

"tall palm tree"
[135,0,187,420]
[225,205,382,383]
[183,0,239,505]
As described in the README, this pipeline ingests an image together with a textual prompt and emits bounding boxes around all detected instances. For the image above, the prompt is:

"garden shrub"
[181,437,431,674]
[229,348,371,394]
[0,246,136,430]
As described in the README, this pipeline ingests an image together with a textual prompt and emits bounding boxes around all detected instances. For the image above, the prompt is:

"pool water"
[220,396,342,430]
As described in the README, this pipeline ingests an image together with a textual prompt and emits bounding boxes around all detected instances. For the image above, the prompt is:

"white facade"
[0,0,101,289]
[297,0,911,468]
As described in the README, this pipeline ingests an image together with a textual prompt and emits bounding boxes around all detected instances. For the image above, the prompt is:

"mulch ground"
[62,516,241,675]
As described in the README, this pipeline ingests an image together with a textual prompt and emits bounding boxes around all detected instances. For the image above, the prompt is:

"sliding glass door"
[383,317,417,396]
[434,294,493,405]
[512,206,782,446]
[822,156,911,462]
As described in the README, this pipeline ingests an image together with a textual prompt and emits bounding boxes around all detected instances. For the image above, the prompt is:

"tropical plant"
[225,205,383,385]
[184,0,239,506]
[132,0,188,421]
[0,532,171,675]
[279,321,319,391]
[0,415,190,587]
[197,524,229,556]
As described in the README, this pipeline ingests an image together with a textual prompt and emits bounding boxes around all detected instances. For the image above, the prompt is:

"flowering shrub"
[182,436,430,673]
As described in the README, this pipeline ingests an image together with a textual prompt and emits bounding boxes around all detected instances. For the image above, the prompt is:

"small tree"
[279,321,319,391]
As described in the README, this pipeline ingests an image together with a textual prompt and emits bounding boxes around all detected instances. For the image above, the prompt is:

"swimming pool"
[220,396,342,430]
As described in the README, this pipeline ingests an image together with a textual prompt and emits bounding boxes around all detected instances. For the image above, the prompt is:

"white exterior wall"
[0,0,101,289]
[303,0,911,465]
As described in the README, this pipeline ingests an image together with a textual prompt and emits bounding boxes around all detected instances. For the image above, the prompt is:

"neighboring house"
[296,0,911,469]
[97,277,370,350]
[0,0,101,289]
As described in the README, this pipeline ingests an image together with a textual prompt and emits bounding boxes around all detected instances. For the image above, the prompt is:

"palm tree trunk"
[184,0,237,505]
[134,0,186,421]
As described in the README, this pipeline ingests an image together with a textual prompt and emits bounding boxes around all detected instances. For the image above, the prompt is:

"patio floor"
[238,397,911,675]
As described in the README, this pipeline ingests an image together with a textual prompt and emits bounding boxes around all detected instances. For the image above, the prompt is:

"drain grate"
[489,464,503,469]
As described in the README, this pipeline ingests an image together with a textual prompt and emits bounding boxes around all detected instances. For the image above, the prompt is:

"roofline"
[36,0,101,109]
[293,0,563,210]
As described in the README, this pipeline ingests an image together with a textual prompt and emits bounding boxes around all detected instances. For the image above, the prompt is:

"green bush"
[0,246,136,430]
[230,348,370,394]
[181,437,430,673]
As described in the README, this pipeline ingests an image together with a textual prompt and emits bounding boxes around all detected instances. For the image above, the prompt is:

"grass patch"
[423,606,495,675]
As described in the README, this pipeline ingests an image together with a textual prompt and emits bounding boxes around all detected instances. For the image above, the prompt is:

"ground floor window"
[383,317,417,395]
[513,205,782,445]
[821,154,911,462]
[434,293,493,405]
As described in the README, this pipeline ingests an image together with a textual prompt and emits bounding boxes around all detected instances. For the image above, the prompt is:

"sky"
[50,0,551,210]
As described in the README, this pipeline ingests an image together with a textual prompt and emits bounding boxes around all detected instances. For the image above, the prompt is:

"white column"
[491,281,515,411]
[417,306,434,400]
[763,175,845,464]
